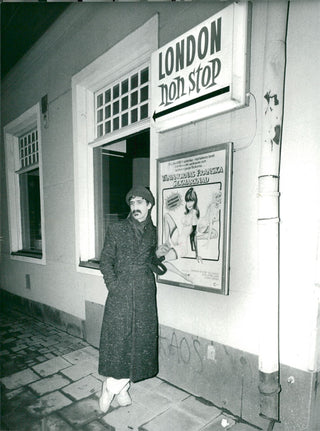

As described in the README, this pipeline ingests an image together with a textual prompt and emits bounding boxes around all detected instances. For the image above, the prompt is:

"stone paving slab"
[231,423,258,430]
[59,395,104,427]
[32,356,72,377]
[60,358,98,381]
[1,388,38,418]
[26,390,73,417]
[153,380,190,402]
[28,373,71,395]
[1,367,40,390]
[63,345,99,364]
[84,419,114,430]
[11,344,28,352]
[140,405,205,431]
[134,377,163,392]
[92,371,106,382]
[129,383,172,416]
[177,396,222,424]
[200,414,236,430]
[102,401,159,431]
[5,386,24,400]
[1,406,40,431]
[61,374,102,400]
[28,413,75,431]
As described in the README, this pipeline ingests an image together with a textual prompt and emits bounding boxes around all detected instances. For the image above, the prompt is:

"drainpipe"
[258,0,289,425]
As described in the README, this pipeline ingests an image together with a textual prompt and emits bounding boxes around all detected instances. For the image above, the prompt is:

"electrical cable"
[233,91,257,152]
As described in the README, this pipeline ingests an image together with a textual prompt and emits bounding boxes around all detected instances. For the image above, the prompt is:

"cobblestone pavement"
[0,308,259,431]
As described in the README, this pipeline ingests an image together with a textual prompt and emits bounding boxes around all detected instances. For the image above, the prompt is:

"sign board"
[157,143,233,294]
[151,2,250,131]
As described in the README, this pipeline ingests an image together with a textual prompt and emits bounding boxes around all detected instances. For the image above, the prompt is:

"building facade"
[1,1,320,430]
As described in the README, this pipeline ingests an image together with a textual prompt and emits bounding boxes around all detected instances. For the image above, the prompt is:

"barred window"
[19,129,39,169]
[95,66,149,138]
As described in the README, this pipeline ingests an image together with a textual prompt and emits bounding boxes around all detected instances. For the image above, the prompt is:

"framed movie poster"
[157,143,233,294]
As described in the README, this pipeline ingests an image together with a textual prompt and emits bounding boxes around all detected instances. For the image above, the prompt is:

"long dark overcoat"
[98,215,159,383]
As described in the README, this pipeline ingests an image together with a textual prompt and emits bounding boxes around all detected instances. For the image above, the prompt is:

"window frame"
[4,103,46,264]
[95,64,150,138]
[72,15,158,273]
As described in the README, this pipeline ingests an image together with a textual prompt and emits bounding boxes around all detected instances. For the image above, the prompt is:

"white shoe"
[116,383,132,407]
[99,381,115,413]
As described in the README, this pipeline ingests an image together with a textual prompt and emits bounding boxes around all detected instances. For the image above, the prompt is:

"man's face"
[129,196,151,222]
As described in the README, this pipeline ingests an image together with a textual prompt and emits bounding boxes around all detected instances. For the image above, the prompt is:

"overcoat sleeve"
[99,226,118,291]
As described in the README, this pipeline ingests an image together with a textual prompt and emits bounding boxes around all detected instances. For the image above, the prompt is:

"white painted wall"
[279,1,320,371]
[155,1,267,357]
[1,1,319,374]
[154,0,320,373]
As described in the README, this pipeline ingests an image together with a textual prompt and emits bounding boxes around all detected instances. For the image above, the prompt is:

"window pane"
[105,121,111,134]
[121,79,129,95]
[19,169,42,252]
[131,108,138,123]
[97,109,103,122]
[140,67,149,85]
[105,89,111,104]
[113,84,120,99]
[105,105,111,119]
[97,124,103,137]
[140,104,148,120]
[122,113,128,127]
[113,117,119,130]
[97,94,103,108]
[122,96,128,111]
[131,73,138,90]
[140,86,148,102]
[131,91,138,107]
[113,101,119,115]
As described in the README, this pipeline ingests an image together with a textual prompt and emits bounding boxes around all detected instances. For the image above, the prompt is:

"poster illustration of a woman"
[160,187,202,283]
[197,190,222,245]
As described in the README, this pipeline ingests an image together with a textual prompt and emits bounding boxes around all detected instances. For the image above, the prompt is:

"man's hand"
[156,244,170,258]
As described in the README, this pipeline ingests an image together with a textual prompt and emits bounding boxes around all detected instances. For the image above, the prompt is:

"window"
[95,66,149,138]
[4,104,45,263]
[72,15,158,270]
[18,129,42,253]
[93,130,150,259]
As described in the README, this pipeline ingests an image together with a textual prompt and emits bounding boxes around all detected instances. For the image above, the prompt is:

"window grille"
[19,129,39,169]
[95,66,149,138]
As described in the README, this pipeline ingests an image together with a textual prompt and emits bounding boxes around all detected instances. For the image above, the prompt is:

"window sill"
[79,260,100,270]
[11,250,42,259]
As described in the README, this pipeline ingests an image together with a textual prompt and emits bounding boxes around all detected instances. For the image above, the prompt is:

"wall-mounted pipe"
[258,0,290,423]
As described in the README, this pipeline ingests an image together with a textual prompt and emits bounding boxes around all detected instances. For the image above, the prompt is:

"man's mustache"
[132,210,141,215]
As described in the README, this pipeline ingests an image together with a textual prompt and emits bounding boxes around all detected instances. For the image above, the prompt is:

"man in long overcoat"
[98,185,168,413]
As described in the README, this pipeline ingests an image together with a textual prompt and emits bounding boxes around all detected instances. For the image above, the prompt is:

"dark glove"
[149,255,167,275]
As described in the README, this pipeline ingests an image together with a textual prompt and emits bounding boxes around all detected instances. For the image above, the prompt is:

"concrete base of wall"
[2,291,318,431]
[84,300,104,347]
[0,289,86,340]
[158,325,319,431]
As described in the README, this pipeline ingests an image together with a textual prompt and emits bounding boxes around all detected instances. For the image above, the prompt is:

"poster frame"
[156,142,233,294]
